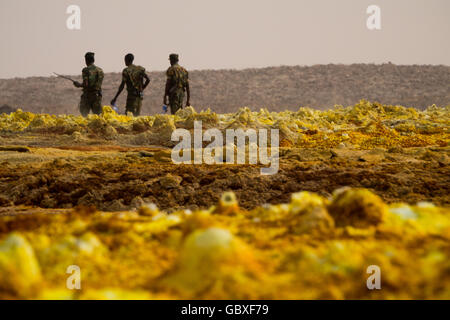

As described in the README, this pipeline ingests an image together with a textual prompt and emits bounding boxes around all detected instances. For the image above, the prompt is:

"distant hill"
[0,64,448,115]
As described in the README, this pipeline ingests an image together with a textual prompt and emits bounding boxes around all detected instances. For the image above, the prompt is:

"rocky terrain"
[0,101,448,299]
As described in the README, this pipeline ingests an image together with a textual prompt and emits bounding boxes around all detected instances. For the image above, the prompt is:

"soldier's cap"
[169,53,179,61]
[85,52,95,59]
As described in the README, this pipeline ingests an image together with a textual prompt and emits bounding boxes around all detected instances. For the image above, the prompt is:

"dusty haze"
[1,0,449,79]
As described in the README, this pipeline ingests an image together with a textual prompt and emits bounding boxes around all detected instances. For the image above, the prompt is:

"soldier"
[111,53,150,116]
[73,52,104,117]
[164,53,190,114]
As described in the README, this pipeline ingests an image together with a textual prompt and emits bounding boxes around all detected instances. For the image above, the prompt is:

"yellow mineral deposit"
[328,188,388,228]
[0,101,447,150]
[138,203,160,217]
[162,227,263,298]
[0,100,448,299]
[180,210,216,236]
[0,233,42,297]
[215,191,240,215]
[0,189,449,299]
[288,192,334,234]
[38,232,107,273]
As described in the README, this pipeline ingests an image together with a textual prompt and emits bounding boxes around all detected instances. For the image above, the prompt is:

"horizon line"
[1,62,449,80]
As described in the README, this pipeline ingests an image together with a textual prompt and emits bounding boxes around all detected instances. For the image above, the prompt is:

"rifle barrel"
[53,72,76,82]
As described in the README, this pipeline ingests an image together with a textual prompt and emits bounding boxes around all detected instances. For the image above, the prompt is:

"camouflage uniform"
[166,64,189,114]
[122,64,146,116]
[79,64,104,117]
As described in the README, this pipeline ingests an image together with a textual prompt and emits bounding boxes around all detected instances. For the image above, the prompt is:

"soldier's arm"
[111,80,125,105]
[185,81,190,107]
[111,71,127,105]
[98,69,104,88]
[185,72,190,106]
[164,69,173,104]
[143,72,150,90]
[73,69,85,88]
[164,79,171,98]
[81,68,89,88]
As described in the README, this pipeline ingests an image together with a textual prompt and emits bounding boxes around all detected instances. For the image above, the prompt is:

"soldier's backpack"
[84,65,104,93]
[125,65,145,97]
[169,65,188,93]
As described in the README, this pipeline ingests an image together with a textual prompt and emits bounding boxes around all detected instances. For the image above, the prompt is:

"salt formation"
[0,188,448,299]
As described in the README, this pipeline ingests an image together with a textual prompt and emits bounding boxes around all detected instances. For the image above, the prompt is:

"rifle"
[125,69,144,98]
[53,72,78,85]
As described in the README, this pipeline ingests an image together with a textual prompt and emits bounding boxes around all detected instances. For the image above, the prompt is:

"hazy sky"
[0,0,449,78]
